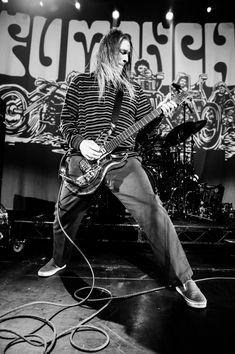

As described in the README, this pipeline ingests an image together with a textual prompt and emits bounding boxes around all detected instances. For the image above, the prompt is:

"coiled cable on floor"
[1,183,235,353]
[0,184,112,353]
[0,183,167,353]
[0,314,57,354]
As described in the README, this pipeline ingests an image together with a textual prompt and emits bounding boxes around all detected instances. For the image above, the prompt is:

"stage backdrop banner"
[0,10,235,212]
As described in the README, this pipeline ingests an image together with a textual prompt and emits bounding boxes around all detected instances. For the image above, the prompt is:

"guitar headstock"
[170,83,195,106]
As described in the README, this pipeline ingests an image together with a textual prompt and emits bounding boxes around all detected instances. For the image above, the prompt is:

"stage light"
[112,10,120,20]
[207,6,212,13]
[112,9,120,28]
[166,10,174,21]
[1,0,9,3]
[39,1,44,7]
[75,1,81,10]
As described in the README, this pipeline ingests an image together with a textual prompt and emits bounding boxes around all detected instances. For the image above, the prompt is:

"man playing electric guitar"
[38,29,207,309]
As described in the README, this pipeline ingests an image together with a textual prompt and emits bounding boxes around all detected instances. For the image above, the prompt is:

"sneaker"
[176,280,207,308]
[38,258,66,277]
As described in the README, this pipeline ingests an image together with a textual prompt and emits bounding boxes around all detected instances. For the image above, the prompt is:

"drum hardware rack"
[1,204,235,253]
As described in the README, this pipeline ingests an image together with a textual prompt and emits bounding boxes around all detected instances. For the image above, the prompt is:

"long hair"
[94,29,135,99]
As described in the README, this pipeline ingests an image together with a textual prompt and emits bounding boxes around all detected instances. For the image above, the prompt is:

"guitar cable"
[0,182,167,353]
[1,181,235,353]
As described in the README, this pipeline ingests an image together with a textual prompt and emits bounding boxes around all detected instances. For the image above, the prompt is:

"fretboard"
[105,107,162,153]
[105,89,189,154]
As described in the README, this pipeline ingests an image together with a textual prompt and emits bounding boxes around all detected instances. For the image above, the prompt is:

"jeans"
[53,155,193,286]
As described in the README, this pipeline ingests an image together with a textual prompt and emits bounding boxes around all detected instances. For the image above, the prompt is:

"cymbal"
[163,120,207,146]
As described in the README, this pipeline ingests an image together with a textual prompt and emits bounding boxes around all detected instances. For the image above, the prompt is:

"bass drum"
[142,164,173,203]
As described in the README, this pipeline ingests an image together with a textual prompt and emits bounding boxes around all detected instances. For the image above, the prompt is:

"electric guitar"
[60,87,192,195]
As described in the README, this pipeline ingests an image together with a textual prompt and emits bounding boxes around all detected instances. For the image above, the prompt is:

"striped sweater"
[60,72,152,151]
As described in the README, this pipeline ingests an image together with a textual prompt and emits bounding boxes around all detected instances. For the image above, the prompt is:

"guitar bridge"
[75,165,101,187]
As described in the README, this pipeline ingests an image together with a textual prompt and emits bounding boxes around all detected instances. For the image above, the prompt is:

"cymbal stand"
[0,99,6,203]
[181,102,188,218]
[180,103,199,218]
[0,99,8,231]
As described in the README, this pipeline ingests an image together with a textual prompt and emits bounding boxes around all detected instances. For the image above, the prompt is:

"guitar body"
[60,152,128,195]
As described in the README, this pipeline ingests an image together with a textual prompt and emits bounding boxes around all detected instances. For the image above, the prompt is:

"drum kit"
[140,119,207,218]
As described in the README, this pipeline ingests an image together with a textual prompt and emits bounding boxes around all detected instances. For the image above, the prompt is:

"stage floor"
[0,239,235,354]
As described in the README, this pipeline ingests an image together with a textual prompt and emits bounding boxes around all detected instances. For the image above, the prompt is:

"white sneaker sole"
[38,264,66,277]
[176,286,207,308]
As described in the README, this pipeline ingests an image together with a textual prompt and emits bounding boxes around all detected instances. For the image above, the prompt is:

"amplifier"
[0,203,8,225]
[0,203,9,246]
[198,183,225,219]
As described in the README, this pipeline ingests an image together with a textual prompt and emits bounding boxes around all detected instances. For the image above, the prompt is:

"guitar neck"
[104,89,188,154]
[105,106,162,153]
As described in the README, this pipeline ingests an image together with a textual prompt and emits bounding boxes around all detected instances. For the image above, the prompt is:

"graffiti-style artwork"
[1,10,235,208]
[1,65,235,160]
[0,70,80,151]
[132,66,235,161]
[131,58,165,108]
[0,79,67,151]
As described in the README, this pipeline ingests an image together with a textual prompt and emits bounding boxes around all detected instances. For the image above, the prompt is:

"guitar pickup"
[80,159,92,173]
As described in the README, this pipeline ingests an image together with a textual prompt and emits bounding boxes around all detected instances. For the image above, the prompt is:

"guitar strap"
[109,89,137,157]
[107,89,123,136]
[111,89,123,125]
